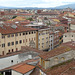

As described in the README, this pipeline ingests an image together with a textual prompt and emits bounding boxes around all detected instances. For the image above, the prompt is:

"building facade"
[0,25,37,55]
[63,31,75,43]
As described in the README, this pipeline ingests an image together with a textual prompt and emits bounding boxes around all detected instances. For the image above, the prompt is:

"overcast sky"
[0,0,75,8]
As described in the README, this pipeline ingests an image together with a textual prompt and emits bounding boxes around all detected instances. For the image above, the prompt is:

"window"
[55,57,58,60]
[8,50,10,52]
[46,37,48,39]
[11,60,13,63]
[19,40,22,44]
[72,35,73,37]
[2,43,5,47]
[42,46,44,48]
[32,31,33,34]
[61,57,65,60]
[51,40,52,42]
[19,33,21,36]
[7,34,10,38]
[26,32,28,35]
[34,31,36,33]
[11,34,14,37]
[16,48,18,51]
[39,33,40,35]
[8,42,10,46]
[26,39,27,42]
[29,38,30,41]
[31,38,33,40]
[12,49,14,52]
[29,32,30,34]
[42,38,44,40]
[16,41,18,44]
[15,33,18,36]
[65,35,67,37]
[12,42,14,45]
[2,51,4,55]
[2,35,5,38]
[42,43,44,45]
[39,43,40,45]
[23,33,25,35]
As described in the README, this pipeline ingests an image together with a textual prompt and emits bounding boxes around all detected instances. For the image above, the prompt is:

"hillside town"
[0,8,75,75]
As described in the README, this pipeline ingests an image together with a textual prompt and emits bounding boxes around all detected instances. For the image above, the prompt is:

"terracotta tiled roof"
[55,24,68,27]
[38,59,75,75]
[0,25,37,34]
[62,41,75,50]
[12,63,35,74]
[38,12,59,15]
[21,46,44,54]
[30,68,40,75]
[71,21,75,25]
[4,13,33,16]
[39,46,72,60]
[62,68,75,75]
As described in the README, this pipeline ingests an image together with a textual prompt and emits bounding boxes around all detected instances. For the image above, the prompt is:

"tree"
[44,17,48,20]
[12,16,17,19]
[26,18,33,21]
[47,21,51,26]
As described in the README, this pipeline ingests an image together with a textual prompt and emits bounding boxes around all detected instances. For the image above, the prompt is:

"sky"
[0,0,75,8]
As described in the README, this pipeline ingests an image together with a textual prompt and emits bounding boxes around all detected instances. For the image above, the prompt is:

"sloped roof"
[0,25,37,34]
[39,46,72,60]
[12,63,35,74]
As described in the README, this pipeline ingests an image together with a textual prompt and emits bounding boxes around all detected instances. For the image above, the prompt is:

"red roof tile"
[39,46,72,60]
[12,63,35,74]
[0,25,37,34]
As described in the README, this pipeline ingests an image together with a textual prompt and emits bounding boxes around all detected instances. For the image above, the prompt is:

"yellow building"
[25,24,51,51]
[0,25,37,55]
[38,28,50,50]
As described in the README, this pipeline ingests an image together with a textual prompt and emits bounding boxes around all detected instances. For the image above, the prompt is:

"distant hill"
[0,6,16,9]
[0,3,75,9]
[0,6,47,9]
[54,3,75,9]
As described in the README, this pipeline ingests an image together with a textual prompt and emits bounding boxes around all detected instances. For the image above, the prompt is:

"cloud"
[0,0,75,7]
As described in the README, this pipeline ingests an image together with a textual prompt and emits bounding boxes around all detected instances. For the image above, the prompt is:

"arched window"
[61,57,65,60]
[55,57,58,60]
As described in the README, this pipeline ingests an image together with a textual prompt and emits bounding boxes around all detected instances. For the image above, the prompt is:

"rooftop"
[38,59,75,75]
[39,46,72,60]
[0,46,44,58]
[12,63,35,74]
[0,25,37,34]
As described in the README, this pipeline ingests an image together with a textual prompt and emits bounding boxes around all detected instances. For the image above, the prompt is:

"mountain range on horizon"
[0,3,75,9]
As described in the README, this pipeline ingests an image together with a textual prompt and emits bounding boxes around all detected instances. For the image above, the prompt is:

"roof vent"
[11,25,17,29]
